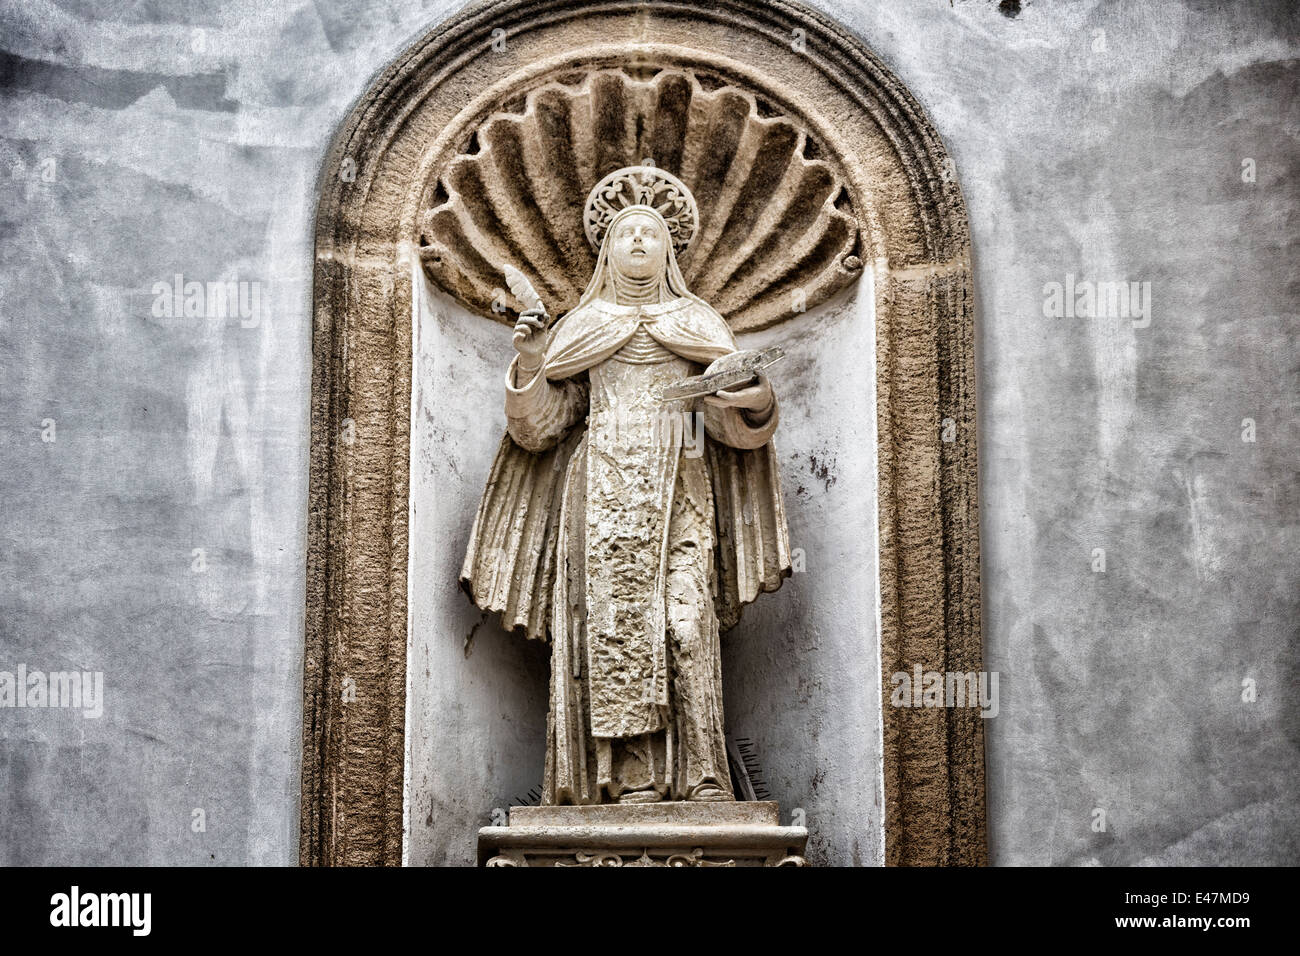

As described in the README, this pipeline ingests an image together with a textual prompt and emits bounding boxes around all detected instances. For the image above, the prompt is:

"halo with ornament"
[583,164,699,255]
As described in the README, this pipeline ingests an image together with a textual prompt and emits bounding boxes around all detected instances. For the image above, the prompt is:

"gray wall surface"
[0,0,1295,865]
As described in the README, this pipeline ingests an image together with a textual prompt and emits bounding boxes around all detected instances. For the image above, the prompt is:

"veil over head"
[537,203,738,379]
[574,204,704,309]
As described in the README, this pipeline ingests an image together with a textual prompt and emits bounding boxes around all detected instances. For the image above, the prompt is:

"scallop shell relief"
[418,67,863,332]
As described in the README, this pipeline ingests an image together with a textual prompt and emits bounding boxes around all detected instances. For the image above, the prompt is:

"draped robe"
[460,294,791,803]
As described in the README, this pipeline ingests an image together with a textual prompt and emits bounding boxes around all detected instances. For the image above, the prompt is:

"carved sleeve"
[700,390,779,450]
[504,356,589,453]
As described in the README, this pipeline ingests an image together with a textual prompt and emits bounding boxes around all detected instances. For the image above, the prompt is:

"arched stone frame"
[302,0,984,866]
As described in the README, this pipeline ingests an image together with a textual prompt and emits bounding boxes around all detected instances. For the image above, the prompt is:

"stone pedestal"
[478,801,807,867]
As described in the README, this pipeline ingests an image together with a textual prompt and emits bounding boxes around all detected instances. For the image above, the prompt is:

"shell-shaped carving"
[418,68,862,332]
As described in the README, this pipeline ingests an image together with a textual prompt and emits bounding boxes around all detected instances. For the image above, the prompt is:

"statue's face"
[608,211,668,280]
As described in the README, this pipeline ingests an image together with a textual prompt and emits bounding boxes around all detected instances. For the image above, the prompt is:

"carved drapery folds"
[305,0,984,867]
[418,67,862,332]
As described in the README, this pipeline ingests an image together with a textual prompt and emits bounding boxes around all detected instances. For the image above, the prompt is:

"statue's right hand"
[513,307,547,373]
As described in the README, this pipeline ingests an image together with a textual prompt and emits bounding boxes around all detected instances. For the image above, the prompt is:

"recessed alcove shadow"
[404,270,552,867]
[720,273,882,867]
[404,266,882,866]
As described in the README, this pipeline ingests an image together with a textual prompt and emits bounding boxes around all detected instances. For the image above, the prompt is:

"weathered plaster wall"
[885,0,1300,865]
[1,0,1295,864]
[723,278,883,867]
[405,274,552,867]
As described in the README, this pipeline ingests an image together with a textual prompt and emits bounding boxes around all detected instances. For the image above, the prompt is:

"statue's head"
[607,207,669,281]
[584,165,697,254]
[579,166,700,306]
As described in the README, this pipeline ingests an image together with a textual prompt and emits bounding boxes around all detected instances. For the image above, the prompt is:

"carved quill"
[503,264,546,317]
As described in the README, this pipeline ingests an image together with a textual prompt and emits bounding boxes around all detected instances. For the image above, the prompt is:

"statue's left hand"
[702,372,773,412]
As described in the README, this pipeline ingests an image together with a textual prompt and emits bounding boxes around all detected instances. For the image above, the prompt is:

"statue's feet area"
[617,789,663,804]
[687,783,730,802]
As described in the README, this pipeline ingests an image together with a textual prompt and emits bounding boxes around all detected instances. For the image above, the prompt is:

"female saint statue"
[461,166,791,805]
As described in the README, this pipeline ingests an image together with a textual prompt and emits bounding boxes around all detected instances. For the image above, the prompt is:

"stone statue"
[461,166,791,806]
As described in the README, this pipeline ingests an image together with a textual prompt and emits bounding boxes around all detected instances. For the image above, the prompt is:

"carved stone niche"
[304,0,984,867]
